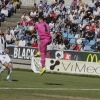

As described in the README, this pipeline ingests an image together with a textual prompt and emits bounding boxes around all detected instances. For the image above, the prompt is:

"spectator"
[95,24,99,39]
[71,0,77,7]
[70,16,78,35]
[88,0,95,13]
[24,23,29,31]
[64,38,70,50]
[69,11,74,21]
[50,31,56,41]
[82,22,91,38]
[58,1,65,11]
[45,15,52,24]
[0,13,5,22]
[97,35,100,42]
[72,42,80,51]
[82,7,92,21]
[14,37,19,46]
[41,0,47,5]
[38,6,43,17]
[30,9,37,18]
[6,1,14,17]
[79,21,85,36]
[80,43,85,51]
[57,35,63,44]
[79,8,85,20]
[28,17,34,26]
[54,7,60,17]
[50,11,57,19]
[33,3,38,11]
[18,36,26,46]
[31,40,38,47]
[21,12,29,21]
[38,1,44,8]
[13,0,19,13]
[49,20,54,30]
[11,30,17,41]
[26,40,31,47]
[95,0,100,8]
[16,0,22,9]
[85,28,94,42]
[52,40,59,50]
[95,40,100,52]
[1,6,8,17]
[78,0,85,6]
[5,31,14,44]
[21,17,28,26]
[93,8,100,20]
[59,0,64,4]
[58,41,65,50]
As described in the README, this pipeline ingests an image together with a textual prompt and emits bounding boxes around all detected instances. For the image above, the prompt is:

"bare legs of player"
[0,62,13,82]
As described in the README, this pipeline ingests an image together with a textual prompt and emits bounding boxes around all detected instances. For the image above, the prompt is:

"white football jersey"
[0,36,5,50]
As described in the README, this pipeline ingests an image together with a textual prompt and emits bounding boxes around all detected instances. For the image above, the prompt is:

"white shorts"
[0,54,11,65]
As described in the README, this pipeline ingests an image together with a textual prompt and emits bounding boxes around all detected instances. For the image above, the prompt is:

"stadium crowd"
[0,0,21,26]
[1,0,100,52]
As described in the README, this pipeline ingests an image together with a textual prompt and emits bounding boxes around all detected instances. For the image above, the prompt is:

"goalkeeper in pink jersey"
[34,16,52,75]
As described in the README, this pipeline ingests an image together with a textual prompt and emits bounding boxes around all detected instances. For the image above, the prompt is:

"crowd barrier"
[8,46,100,62]
[8,46,100,76]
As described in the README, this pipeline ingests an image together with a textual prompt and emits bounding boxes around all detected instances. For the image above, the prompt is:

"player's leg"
[6,62,13,82]
[40,39,51,75]
[0,65,6,73]
[5,54,13,82]
[0,55,8,74]
[0,58,9,80]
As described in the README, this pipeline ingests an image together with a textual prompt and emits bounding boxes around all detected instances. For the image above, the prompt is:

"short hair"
[38,16,44,20]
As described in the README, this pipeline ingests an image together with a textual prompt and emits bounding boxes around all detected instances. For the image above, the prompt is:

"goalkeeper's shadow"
[45,82,63,86]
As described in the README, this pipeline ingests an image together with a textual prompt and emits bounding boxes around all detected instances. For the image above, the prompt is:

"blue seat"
[88,40,95,45]
[18,34,24,40]
[62,32,67,38]
[83,40,89,45]
[61,28,64,32]
[68,34,74,39]
[74,34,80,39]
[69,46,72,50]
[83,19,86,23]
[85,45,91,51]
[77,19,82,24]
[70,39,76,44]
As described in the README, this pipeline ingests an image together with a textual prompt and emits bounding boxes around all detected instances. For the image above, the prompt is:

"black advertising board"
[50,50,82,61]
[8,46,37,60]
[7,46,100,62]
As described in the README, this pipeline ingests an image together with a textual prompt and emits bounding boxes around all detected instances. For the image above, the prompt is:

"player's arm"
[4,38,9,53]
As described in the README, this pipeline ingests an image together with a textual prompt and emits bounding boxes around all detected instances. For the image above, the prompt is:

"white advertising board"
[31,57,100,76]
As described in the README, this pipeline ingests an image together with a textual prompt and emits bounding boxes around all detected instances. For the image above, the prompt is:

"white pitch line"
[0,88,100,91]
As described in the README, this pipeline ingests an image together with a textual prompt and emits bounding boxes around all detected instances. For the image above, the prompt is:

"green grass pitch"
[0,69,100,100]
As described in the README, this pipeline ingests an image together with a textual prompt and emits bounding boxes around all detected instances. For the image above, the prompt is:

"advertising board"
[32,57,100,76]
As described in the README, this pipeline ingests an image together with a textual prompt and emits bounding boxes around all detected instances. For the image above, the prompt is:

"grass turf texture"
[0,69,100,100]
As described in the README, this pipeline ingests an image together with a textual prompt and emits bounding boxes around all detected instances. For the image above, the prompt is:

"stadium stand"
[1,0,100,52]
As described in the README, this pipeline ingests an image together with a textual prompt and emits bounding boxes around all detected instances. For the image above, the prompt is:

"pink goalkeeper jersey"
[34,22,52,40]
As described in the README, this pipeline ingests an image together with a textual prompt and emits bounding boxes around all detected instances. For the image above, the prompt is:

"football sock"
[0,66,6,73]
[41,53,45,68]
[6,67,12,80]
